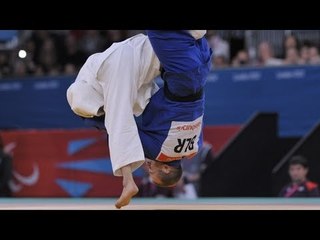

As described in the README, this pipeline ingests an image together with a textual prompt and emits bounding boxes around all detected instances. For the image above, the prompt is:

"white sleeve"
[98,44,145,176]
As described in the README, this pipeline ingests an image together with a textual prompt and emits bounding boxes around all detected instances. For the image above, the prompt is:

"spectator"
[0,51,11,77]
[232,49,250,67]
[38,38,61,75]
[29,30,52,66]
[283,47,300,65]
[207,30,230,62]
[172,143,214,199]
[282,35,299,58]
[80,30,103,57]
[279,155,320,197]
[102,30,128,49]
[212,54,228,69]
[0,134,12,197]
[23,39,38,75]
[299,44,310,64]
[257,41,283,66]
[181,142,214,195]
[62,34,86,72]
[64,63,77,75]
[309,45,320,65]
[12,60,28,77]
[172,177,198,199]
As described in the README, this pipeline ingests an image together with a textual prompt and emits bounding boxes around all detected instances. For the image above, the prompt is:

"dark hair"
[153,166,183,187]
[289,155,308,168]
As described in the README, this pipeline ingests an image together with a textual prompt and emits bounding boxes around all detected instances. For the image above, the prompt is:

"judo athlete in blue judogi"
[66,30,212,208]
[139,30,212,188]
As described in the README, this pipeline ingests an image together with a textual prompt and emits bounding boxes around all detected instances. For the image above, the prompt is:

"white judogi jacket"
[67,34,160,176]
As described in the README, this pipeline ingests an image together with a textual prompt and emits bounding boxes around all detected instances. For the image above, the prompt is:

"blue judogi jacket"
[138,30,212,161]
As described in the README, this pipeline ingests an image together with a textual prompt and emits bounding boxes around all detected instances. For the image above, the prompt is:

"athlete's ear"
[161,164,171,174]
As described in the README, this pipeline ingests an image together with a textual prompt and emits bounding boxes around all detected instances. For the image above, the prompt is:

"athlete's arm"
[98,43,145,177]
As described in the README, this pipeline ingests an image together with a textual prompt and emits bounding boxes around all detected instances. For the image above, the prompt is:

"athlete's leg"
[146,30,211,73]
[146,30,212,97]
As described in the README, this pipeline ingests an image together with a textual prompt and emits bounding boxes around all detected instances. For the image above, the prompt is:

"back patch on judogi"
[157,116,203,161]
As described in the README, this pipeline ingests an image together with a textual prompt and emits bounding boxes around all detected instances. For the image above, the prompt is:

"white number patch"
[156,116,203,161]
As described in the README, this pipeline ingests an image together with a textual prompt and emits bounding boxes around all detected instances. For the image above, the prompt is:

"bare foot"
[115,182,139,209]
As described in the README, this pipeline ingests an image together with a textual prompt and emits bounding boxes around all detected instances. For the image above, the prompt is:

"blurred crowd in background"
[1,30,320,79]
[0,30,138,78]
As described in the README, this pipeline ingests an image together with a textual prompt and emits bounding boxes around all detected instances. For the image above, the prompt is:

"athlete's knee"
[188,30,207,40]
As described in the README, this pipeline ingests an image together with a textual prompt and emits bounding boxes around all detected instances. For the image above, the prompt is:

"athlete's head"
[145,158,182,187]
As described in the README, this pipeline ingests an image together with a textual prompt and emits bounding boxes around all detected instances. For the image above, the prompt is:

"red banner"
[2,130,126,197]
[1,126,240,197]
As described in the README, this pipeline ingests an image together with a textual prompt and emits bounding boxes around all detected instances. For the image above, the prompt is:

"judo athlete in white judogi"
[66,30,212,208]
